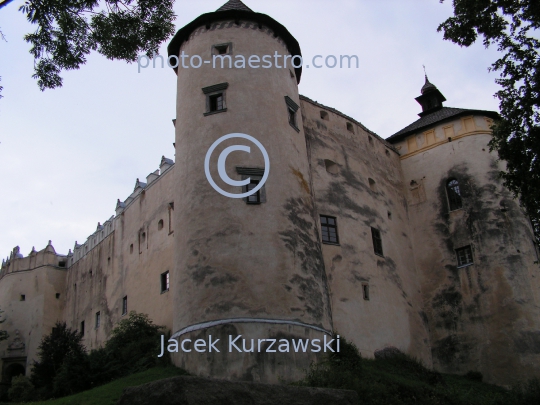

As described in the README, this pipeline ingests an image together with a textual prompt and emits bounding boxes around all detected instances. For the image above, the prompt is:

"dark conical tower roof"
[216,0,253,12]
[421,75,437,94]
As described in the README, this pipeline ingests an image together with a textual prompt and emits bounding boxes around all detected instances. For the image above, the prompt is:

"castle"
[1,0,539,386]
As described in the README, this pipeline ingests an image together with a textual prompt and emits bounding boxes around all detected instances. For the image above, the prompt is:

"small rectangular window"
[203,83,228,116]
[213,43,231,55]
[95,311,101,329]
[320,215,339,244]
[122,296,127,315]
[161,271,170,293]
[245,180,261,204]
[20,294,25,301]
[209,93,224,112]
[80,321,85,336]
[456,245,473,267]
[362,284,370,300]
[288,108,297,127]
[55,293,60,299]
[371,227,384,257]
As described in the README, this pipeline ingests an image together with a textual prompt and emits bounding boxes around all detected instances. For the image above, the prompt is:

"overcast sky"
[0,0,503,258]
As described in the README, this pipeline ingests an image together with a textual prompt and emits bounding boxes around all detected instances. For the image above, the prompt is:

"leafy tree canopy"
[438,0,540,242]
[5,0,175,91]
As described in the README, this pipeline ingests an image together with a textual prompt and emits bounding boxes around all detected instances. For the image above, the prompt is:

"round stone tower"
[167,0,333,382]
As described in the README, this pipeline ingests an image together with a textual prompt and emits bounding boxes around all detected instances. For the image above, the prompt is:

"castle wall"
[171,20,332,382]
[63,165,175,351]
[300,97,432,364]
[0,247,66,376]
[395,117,540,385]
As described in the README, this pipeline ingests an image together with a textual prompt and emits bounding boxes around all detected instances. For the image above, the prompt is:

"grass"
[3,367,188,405]
[294,339,538,405]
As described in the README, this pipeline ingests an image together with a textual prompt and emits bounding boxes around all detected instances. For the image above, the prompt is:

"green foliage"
[294,335,540,405]
[104,311,166,376]
[438,0,540,244]
[17,0,176,91]
[8,375,36,402]
[30,322,87,399]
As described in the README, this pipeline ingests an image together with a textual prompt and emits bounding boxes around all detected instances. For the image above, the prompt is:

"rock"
[374,346,403,359]
[116,375,359,405]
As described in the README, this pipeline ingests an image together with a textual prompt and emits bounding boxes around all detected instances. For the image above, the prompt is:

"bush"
[104,311,165,377]
[8,375,36,402]
[31,322,87,399]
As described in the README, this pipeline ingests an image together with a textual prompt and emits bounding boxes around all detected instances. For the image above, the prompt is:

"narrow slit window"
[122,296,127,315]
[371,227,384,257]
[80,321,85,336]
[446,178,463,211]
[288,108,297,127]
[95,311,101,329]
[20,294,25,301]
[320,215,339,244]
[456,245,473,267]
[161,271,170,293]
[284,96,299,132]
[362,284,370,300]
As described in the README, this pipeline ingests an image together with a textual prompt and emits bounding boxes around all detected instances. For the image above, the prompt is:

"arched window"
[446,178,462,211]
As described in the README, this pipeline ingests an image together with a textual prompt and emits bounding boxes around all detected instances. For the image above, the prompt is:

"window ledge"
[322,242,340,246]
[161,289,170,295]
[374,253,385,258]
[204,108,227,117]
[449,208,463,213]
[457,263,473,269]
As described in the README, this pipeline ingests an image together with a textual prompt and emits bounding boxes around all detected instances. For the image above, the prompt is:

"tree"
[30,322,87,398]
[0,0,175,93]
[438,0,540,242]
[104,311,165,375]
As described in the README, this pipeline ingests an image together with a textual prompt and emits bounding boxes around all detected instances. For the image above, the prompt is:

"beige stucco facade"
[1,0,539,387]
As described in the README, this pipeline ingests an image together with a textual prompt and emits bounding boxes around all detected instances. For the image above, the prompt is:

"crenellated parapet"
[70,155,175,266]
[0,241,67,280]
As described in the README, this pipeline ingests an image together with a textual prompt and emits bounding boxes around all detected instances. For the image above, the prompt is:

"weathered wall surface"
[171,20,332,381]
[63,164,175,351]
[0,246,66,375]
[300,97,432,364]
[395,116,540,385]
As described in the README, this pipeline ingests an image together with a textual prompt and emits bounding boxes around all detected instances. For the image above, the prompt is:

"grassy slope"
[5,367,187,405]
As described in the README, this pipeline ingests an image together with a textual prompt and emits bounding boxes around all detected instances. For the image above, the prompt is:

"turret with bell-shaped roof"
[415,74,447,116]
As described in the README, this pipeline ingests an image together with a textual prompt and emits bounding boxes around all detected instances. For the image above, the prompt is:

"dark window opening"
[245,180,261,204]
[158,219,164,230]
[371,227,384,257]
[209,93,224,112]
[288,108,296,128]
[447,178,463,211]
[346,122,354,133]
[387,211,392,220]
[58,261,66,268]
[130,244,133,254]
[214,44,229,55]
[368,178,376,192]
[107,257,111,265]
[20,294,25,301]
[95,311,101,329]
[320,111,329,121]
[55,293,60,299]
[324,159,338,174]
[161,271,170,293]
[362,284,370,300]
[80,321,85,336]
[368,136,373,145]
[456,245,473,267]
[168,202,174,234]
[122,296,127,315]
[320,215,339,244]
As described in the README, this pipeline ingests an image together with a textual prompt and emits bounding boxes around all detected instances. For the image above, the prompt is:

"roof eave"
[167,9,303,83]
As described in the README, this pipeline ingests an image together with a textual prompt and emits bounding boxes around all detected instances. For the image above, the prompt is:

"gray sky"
[0,0,503,257]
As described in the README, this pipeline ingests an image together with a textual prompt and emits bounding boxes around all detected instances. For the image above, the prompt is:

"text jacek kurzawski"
[158,334,340,356]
